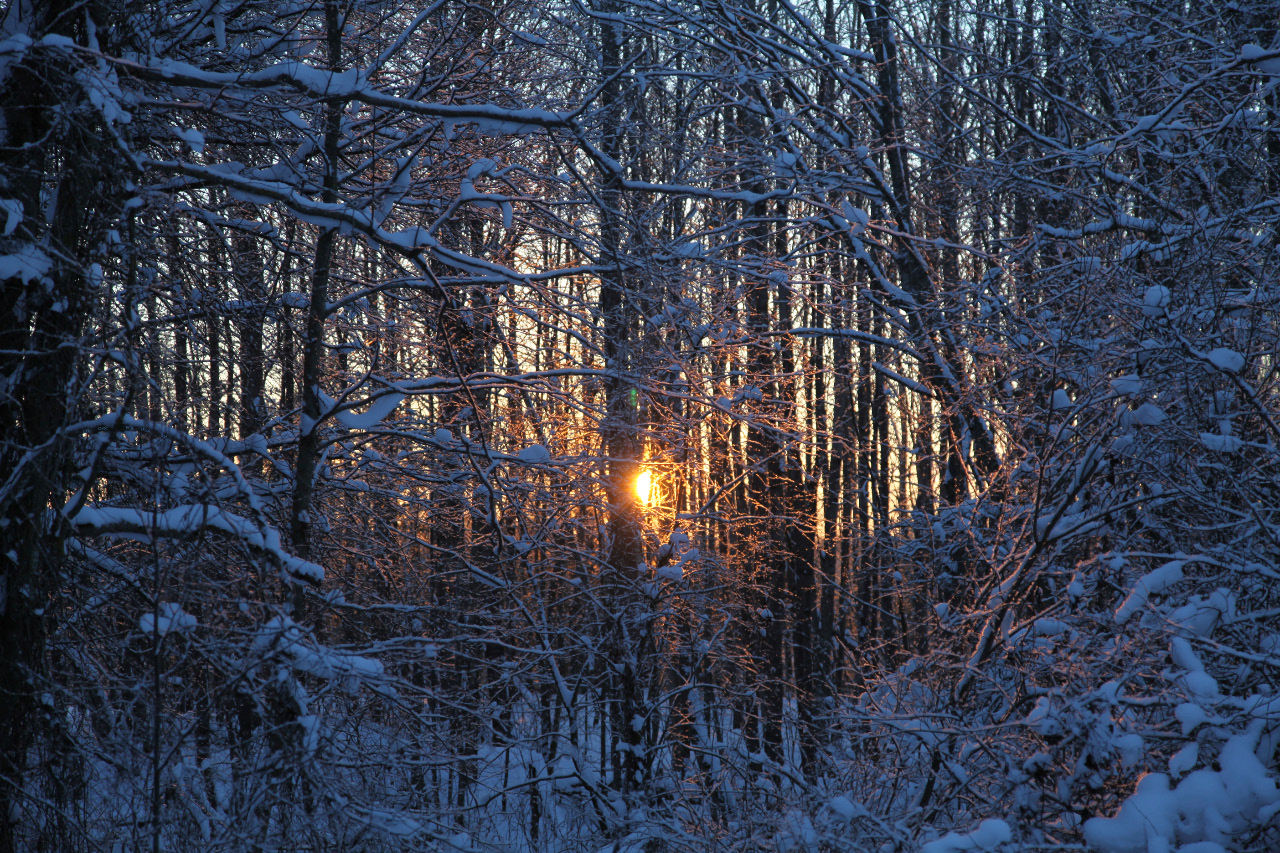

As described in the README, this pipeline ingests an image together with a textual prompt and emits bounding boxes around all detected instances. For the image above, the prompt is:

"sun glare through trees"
[635,469,654,507]
[1,0,1279,852]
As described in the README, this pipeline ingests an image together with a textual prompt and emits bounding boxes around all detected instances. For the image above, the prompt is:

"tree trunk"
[0,3,123,847]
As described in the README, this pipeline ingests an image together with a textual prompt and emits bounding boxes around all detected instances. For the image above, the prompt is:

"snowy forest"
[2,0,1279,850]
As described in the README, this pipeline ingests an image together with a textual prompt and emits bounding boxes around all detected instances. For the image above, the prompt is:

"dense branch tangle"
[2,1,1279,851]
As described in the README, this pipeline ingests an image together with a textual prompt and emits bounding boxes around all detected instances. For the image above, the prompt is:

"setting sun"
[635,469,654,505]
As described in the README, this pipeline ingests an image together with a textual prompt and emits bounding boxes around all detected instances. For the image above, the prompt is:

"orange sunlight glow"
[635,469,654,506]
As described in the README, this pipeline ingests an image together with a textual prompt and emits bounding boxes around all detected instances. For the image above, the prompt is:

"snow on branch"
[67,504,323,584]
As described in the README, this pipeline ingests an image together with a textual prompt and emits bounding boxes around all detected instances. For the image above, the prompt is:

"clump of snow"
[1084,729,1280,853]
[466,158,497,180]
[1199,433,1243,453]
[1026,696,1062,737]
[256,616,384,689]
[827,795,865,822]
[0,245,52,284]
[0,198,21,236]
[1115,560,1185,624]
[70,503,324,584]
[516,444,550,464]
[1171,636,1218,698]
[551,754,580,791]
[1084,772,1176,853]
[1171,590,1231,638]
[1034,618,1069,636]
[841,200,869,234]
[1036,511,1103,543]
[655,564,682,582]
[335,392,405,429]
[1169,741,1198,777]
[1114,733,1146,769]
[1207,390,1235,421]
[1109,374,1143,396]
[1206,348,1245,373]
[1175,702,1209,736]
[1242,44,1280,76]
[1109,434,1136,457]
[297,714,319,757]
[1142,284,1171,317]
[1130,402,1167,426]
[139,602,197,637]
[921,818,1011,853]
[364,807,421,837]
[173,126,205,154]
